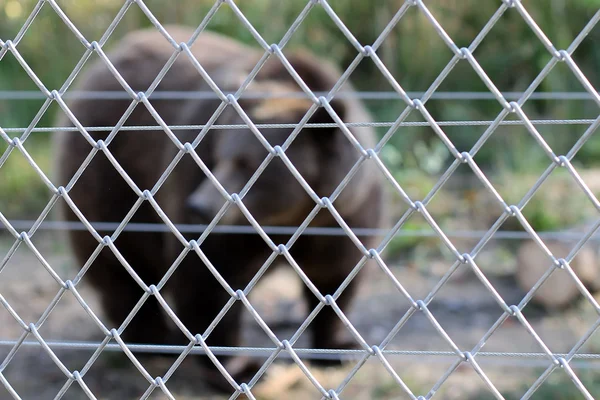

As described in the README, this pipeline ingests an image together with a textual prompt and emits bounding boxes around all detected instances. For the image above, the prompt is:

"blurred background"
[2,0,600,399]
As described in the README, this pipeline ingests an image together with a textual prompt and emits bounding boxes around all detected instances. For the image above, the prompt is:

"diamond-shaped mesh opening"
[468,10,556,92]
[1,343,73,398]
[3,1,600,399]
[371,5,464,94]
[0,147,53,222]
[7,4,91,87]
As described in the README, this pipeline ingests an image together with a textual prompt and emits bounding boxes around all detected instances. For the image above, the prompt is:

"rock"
[515,239,599,309]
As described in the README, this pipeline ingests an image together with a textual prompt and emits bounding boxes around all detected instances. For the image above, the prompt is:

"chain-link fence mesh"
[1,0,600,399]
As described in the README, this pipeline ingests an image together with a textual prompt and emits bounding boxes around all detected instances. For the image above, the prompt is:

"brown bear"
[53,25,387,392]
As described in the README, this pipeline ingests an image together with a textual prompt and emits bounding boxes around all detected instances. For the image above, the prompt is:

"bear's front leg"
[168,234,269,394]
[294,234,366,367]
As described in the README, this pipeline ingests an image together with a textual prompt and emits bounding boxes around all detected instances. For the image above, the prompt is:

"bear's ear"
[307,96,346,127]
[262,50,339,94]
[303,96,347,151]
[273,52,348,135]
[257,51,348,142]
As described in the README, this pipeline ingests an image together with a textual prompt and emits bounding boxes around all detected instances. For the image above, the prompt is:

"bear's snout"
[186,184,243,225]
[185,195,216,222]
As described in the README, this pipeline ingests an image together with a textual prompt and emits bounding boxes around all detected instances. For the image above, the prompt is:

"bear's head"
[185,52,356,228]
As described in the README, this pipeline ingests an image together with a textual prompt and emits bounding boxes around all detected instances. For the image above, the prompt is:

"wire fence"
[1,0,600,399]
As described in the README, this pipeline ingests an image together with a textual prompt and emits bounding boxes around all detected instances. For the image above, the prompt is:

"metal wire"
[5,220,600,242]
[3,339,600,363]
[1,0,600,399]
[1,90,599,101]
[1,118,597,135]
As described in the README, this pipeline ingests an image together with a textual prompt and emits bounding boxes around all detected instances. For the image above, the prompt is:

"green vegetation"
[0,140,50,219]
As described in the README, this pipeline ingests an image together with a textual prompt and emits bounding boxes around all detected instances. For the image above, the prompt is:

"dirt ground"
[1,231,599,400]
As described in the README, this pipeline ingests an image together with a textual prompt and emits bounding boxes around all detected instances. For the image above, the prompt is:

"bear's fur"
[53,26,387,391]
